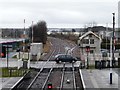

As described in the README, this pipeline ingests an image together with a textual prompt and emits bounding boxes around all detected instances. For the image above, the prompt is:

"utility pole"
[32,21,34,43]
[23,19,26,59]
[112,13,115,68]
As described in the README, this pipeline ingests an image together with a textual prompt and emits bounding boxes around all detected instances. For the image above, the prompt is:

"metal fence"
[2,68,28,77]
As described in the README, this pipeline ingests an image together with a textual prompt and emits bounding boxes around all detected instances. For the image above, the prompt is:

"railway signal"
[48,82,53,89]
[1,46,6,58]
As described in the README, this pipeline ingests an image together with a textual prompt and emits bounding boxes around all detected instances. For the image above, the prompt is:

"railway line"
[13,38,61,89]
[11,38,83,90]
[44,62,83,90]
[60,63,77,90]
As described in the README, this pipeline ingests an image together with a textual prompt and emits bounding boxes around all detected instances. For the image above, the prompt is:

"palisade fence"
[83,53,119,68]
[2,68,28,77]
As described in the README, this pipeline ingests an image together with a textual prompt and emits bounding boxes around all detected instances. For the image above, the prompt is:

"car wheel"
[69,61,72,63]
[56,61,59,63]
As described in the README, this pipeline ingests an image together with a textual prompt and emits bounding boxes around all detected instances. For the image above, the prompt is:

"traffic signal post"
[2,45,12,68]
[1,46,6,58]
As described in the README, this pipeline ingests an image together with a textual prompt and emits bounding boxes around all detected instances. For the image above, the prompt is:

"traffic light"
[1,46,6,58]
[47,83,52,89]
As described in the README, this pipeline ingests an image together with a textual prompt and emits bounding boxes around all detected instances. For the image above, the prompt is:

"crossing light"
[1,46,6,58]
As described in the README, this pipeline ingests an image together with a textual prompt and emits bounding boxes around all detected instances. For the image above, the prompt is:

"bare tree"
[29,20,47,44]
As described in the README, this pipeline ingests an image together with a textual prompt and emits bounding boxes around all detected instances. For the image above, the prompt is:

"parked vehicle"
[55,54,77,63]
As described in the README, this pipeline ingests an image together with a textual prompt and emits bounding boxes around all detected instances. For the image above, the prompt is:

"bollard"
[110,72,112,84]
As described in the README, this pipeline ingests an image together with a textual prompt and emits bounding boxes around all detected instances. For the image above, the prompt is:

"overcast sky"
[0,0,119,28]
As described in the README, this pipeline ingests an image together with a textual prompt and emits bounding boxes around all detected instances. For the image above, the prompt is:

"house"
[78,31,102,54]
[78,31,102,65]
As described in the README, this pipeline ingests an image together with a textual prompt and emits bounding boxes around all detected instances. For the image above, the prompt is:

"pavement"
[81,69,119,90]
[0,77,23,90]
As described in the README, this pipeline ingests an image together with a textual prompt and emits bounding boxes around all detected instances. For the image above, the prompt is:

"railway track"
[45,62,84,90]
[12,44,59,89]
[26,40,62,90]
[12,38,83,90]
[27,66,55,90]
[26,47,58,90]
[60,63,76,90]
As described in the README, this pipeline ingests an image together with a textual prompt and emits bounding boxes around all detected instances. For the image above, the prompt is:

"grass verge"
[43,40,51,53]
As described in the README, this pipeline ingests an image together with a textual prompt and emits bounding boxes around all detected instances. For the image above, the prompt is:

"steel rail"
[72,63,77,90]
[41,63,55,89]
[60,62,65,90]
[26,48,56,90]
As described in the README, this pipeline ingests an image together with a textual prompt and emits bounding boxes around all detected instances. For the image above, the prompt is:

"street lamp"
[109,13,115,85]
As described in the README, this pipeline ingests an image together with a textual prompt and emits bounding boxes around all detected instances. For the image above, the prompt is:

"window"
[89,34,92,37]
[90,39,94,44]
[83,39,89,44]
[90,50,94,54]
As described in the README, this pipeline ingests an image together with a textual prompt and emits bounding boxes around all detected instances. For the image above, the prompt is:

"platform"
[81,69,119,90]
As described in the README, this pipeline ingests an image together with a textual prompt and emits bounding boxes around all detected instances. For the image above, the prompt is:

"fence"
[2,68,28,77]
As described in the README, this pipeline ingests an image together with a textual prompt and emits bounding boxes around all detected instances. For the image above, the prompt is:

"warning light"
[48,83,52,89]
[48,86,52,89]
[1,46,6,58]
[1,53,4,57]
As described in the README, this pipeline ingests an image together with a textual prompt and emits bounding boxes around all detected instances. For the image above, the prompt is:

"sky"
[0,0,119,28]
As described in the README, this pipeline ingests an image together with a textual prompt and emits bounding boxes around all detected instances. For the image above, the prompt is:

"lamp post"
[109,13,115,84]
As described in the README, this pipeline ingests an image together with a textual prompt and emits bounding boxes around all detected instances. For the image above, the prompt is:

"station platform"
[81,69,119,90]
[0,77,23,90]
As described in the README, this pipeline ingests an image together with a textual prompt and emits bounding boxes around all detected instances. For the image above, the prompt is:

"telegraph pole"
[32,21,34,43]
[112,13,115,68]
[23,19,26,52]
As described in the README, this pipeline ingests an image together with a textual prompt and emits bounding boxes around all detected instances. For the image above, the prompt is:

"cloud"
[0,0,119,28]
